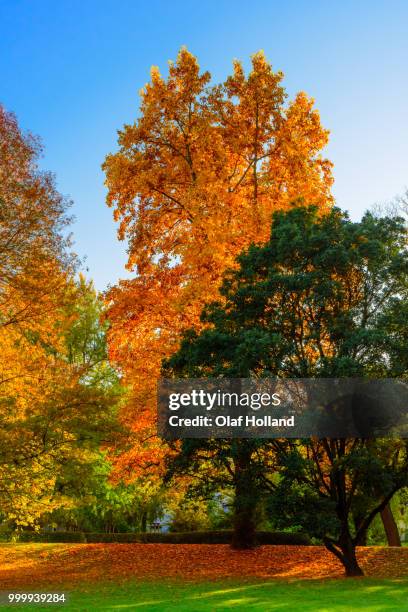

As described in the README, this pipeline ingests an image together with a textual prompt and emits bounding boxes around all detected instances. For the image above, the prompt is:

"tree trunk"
[381,504,401,547]
[231,442,258,550]
[355,529,367,546]
[232,496,257,549]
[141,510,147,534]
[324,528,364,577]
[353,511,368,546]
[342,546,364,577]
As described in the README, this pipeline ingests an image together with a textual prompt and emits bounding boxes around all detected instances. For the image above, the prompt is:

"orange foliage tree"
[0,106,119,527]
[103,49,333,477]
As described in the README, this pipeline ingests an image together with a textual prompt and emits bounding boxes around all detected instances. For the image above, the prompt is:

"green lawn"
[1,579,408,611]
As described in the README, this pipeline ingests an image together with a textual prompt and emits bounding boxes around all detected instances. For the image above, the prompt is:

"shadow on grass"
[9,578,404,611]
[116,581,407,611]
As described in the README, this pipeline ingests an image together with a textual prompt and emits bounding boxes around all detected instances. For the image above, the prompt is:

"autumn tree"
[0,105,74,331]
[46,459,166,534]
[0,106,121,527]
[103,48,333,476]
[0,275,122,528]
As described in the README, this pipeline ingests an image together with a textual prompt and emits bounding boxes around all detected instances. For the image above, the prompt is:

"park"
[1,1,408,610]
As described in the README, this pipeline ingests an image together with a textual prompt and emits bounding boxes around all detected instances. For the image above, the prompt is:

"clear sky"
[1,0,407,290]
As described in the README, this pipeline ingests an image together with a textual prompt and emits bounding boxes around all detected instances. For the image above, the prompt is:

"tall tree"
[103,48,333,477]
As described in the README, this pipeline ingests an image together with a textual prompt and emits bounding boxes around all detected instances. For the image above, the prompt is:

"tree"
[0,275,121,528]
[103,48,333,478]
[45,455,166,534]
[164,204,408,573]
[163,436,277,549]
[0,105,74,332]
[0,106,121,528]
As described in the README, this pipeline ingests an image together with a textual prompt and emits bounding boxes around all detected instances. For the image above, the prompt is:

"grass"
[1,578,408,611]
[1,543,408,610]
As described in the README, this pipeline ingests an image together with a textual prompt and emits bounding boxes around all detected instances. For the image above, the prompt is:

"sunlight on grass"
[1,577,408,610]
[106,603,167,609]
[187,583,270,598]
[80,579,408,611]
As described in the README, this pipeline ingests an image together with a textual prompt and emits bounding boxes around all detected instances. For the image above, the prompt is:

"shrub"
[17,531,87,543]
[85,533,145,543]
[8,529,310,545]
[132,530,310,545]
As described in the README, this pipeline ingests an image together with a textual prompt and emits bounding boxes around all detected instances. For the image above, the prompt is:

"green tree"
[164,204,408,574]
[164,436,276,548]
[45,278,124,525]
[46,455,166,534]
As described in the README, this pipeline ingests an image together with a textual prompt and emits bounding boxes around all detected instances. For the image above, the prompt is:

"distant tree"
[164,205,408,574]
[46,455,166,534]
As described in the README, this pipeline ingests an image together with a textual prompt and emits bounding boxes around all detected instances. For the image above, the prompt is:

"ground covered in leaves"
[1,544,408,590]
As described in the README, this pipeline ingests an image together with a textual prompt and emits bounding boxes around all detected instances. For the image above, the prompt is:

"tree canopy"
[163,204,408,574]
[103,48,333,477]
[0,106,121,528]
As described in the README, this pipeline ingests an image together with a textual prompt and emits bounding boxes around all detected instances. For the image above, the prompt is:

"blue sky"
[1,0,407,290]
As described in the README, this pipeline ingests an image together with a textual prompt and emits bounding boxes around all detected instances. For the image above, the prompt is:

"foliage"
[164,204,408,573]
[0,276,121,528]
[168,500,212,532]
[45,456,166,534]
[3,530,309,545]
[2,543,408,594]
[0,106,122,527]
[102,48,333,478]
